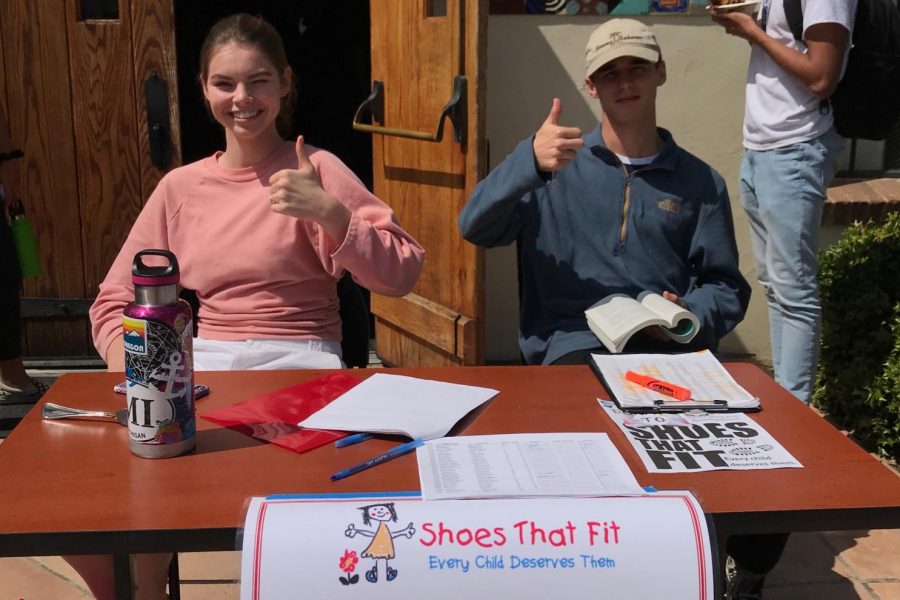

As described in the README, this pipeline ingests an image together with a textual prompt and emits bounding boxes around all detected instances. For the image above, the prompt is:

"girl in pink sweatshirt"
[89,13,424,373]
[75,13,423,599]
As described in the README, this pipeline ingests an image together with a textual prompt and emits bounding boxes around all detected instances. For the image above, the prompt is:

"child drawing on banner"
[345,502,415,583]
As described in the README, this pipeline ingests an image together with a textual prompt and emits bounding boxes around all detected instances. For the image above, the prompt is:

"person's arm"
[711,12,850,99]
[299,146,425,297]
[90,185,172,369]
[457,139,533,247]
[0,104,10,152]
[459,99,583,248]
[0,102,21,201]
[679,179,751,347]
[457,137,536,248]
[269,136,352,243]
[105,335,125,371]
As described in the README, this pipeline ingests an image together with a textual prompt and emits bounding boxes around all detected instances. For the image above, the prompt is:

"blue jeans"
[740,129,843,404]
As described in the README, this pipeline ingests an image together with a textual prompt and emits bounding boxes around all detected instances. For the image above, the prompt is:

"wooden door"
[0,0,179,357]
[1,2,83,356]
[367,0,486,366]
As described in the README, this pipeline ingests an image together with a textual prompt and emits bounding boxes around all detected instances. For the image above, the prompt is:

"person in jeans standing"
[712,0,854,405]
[711,1,855,597]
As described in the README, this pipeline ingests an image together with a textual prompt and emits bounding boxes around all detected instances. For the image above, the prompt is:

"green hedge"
[815,211,900,461]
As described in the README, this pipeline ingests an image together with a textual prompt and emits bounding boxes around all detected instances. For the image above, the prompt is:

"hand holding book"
[585,291,700,354]
[642,291,687,342]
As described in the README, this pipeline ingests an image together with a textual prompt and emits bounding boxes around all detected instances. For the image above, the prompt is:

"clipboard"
[587,351,762,414]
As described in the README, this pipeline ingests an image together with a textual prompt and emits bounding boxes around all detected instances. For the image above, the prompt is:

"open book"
[585,292,699,354]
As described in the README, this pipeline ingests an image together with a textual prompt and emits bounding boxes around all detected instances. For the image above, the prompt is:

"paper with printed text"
[416,433,644,500]
[599,401,802,472]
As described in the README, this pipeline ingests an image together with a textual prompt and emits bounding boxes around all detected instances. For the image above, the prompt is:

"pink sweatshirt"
[90,141,424,359]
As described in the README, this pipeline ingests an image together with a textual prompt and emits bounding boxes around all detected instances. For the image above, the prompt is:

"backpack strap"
[784,0,804,41]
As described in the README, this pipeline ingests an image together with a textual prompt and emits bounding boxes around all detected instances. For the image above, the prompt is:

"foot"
[365,565,377,583]
[386,566,397,581]
[725,556,765,600]
[0,379,48,405]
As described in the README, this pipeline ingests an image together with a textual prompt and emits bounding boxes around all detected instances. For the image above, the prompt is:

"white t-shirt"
[615,153,659,166]
[743,0,856,150]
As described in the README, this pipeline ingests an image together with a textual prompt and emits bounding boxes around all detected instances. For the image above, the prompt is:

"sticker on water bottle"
[126,351,195,445]
[124,316,195,448]
[123,316,148,355]
[127,382,180,442]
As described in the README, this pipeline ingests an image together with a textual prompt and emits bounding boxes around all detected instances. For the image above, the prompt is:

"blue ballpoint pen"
[334,432,375,448]
[330,438,425,481]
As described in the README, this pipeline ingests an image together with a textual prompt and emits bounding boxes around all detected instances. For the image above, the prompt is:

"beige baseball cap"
[584,19,661,79]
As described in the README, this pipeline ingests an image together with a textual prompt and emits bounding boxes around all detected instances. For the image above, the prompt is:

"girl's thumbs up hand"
[269,135,350,241]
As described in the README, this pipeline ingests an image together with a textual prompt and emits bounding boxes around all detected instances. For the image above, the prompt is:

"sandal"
[0,379,49,405]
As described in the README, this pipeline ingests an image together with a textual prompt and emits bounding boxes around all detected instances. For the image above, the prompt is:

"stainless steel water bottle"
[122,249,195,458]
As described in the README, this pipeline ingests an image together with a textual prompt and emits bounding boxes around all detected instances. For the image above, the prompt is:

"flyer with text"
[599,400,803,472]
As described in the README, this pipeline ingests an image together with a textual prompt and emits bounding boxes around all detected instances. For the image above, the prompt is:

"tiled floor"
[3,528,900,599]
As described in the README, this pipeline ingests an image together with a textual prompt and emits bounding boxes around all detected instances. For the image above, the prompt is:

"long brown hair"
[199,13,296,136]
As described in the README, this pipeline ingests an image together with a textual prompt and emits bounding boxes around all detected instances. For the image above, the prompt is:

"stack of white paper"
[298,373,498,440]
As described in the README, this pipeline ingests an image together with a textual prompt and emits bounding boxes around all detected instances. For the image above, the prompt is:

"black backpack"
[785,0,900,140]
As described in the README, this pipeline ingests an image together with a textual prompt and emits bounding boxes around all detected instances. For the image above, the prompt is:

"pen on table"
[625,370,691,401]
[330,438,425,482]
[334,432,375,448]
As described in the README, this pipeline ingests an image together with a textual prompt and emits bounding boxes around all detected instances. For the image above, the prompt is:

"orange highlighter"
[624,370,691,401]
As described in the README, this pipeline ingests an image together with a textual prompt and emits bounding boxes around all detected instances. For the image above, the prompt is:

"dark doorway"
[174,1,372,188]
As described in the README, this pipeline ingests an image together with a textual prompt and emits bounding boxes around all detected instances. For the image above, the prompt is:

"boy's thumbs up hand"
[533,98,584,173]
[545,97,563,126]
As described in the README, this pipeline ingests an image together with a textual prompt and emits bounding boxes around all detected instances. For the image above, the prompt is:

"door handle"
[352,76,467,146]
[144,71,171,169]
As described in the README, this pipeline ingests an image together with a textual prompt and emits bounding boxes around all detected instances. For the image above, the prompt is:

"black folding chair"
[337,272,371,368]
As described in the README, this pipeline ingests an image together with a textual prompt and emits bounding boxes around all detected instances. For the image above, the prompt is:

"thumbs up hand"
[269,136,326,215]
[532,98,584,173]
[269,136,350,241]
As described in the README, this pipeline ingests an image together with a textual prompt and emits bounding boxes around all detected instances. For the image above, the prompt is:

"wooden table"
[1,365,898,594]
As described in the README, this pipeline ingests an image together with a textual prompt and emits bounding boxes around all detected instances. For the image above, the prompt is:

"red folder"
[199,372,363,454]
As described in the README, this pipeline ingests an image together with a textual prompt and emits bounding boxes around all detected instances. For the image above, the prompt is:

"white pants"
[193,337,344,371]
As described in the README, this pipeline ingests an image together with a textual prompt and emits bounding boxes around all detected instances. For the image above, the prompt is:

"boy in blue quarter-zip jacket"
[459,18,750,366]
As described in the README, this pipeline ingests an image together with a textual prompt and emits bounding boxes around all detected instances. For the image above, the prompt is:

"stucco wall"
[482,15,764,362]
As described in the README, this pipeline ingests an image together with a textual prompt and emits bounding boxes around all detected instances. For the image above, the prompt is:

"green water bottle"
[8,198,41,277]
